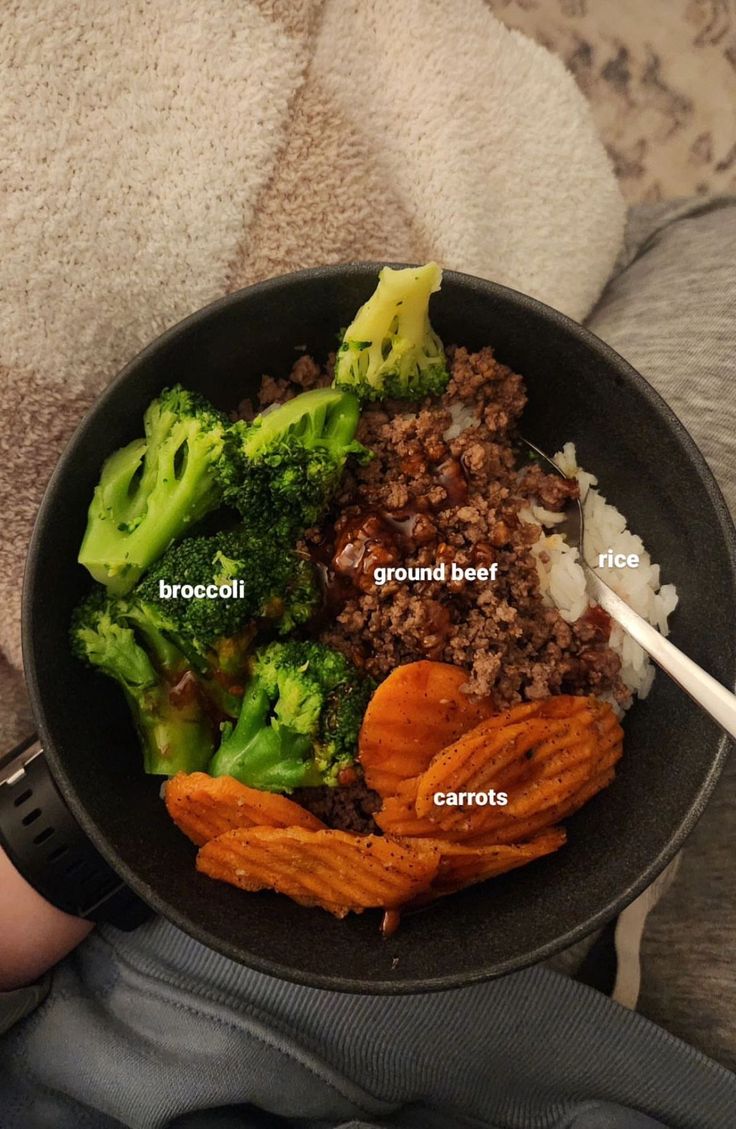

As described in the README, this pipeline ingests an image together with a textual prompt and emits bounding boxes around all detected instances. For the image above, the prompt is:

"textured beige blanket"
[1,0,624,726]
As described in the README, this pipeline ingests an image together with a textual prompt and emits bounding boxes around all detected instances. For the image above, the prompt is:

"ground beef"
[235,354,331,420]
[518,462,581,511]
[243,344,629,835]
[293,778,382,835]
[304,344,627,706]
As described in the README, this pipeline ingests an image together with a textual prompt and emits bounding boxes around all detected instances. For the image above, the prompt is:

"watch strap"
[0,735,149,930]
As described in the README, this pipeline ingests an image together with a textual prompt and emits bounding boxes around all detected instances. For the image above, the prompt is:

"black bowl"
[23,263,736,992]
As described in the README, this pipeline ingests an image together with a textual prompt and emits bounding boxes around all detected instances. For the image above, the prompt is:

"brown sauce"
[307,453,471,616]
[576,604,613,643]
[168,669,201,707]
[436,457,468,507]
[332,511,399,592]
[381,908,402,938]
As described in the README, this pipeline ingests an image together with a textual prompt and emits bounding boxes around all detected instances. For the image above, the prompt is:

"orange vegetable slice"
[414,696,622,834]
[359,661,494,795]
[464,763,618,846]
[164,772,325,846]
[421,827,566,899]
[196,827,441,917]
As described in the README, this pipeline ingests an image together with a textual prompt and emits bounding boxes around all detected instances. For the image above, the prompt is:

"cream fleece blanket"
[0,0,624,699]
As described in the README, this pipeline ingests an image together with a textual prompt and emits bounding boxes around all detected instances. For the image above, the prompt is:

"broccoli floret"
[333,262,449,402]
[78,386,229,595]
[222,388,370,541]
[113,592,194,675]
[114,526,320,721]
[209,641,374,793]
[71,590,215,776]
[135,527,320,645]
[117,589,252,721]
[273,555,321,635]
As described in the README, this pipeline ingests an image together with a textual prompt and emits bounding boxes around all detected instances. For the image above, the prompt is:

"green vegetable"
[222,388,370,541]
[117,589,253,722]
[71,516,326,771]
[78,386,229,595]
[135,527,320,648]
[209,641,374,793]
[71,591,215,775]
[333,262,449,402]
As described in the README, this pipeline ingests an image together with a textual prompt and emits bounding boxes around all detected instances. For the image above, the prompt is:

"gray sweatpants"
[1,198,736,1128]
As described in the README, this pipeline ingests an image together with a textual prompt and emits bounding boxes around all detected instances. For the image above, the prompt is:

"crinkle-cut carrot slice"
[461,704,622,838]
[414,696,622,829]
[196,826,441,917]
[165,771,325,846]
[377,719,621,846]
[415,827,566,901]
[464,741,622,845]
[413,717,558,819]
[375,792,442,838]
[361,767,408,799]
[373,697,620,840]
[359,661,494,794]
[501,708,622,819]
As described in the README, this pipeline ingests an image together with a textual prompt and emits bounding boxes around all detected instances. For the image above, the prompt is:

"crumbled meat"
[259,373,295,408]
[290,354,326,388]
[314,345,627,706]
[519,462,580,512]
[247,343,628,840]
[236,355,331,420]
[293,778,381,835]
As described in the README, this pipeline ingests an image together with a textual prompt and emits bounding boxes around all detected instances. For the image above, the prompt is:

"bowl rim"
[22,261,736,993]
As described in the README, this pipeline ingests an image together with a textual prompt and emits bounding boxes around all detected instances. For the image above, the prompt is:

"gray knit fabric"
[1,917,735,1129]
[2,197,736,1127]
[0,977,49,1038]
[585,197,736,1070]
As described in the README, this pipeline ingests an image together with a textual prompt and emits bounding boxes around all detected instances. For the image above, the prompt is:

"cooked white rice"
[522,441,677,706]
[443,400,481,440]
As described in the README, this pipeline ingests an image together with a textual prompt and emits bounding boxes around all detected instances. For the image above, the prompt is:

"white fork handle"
[585,565,736,742]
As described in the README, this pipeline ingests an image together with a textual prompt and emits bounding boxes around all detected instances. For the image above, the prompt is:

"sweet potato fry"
[359,661,494,795]
[196,827,441,917]
[165,772,325,846]
[421,827,566,899]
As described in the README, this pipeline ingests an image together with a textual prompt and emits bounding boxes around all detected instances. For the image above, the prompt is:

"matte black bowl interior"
[23,263,736,993]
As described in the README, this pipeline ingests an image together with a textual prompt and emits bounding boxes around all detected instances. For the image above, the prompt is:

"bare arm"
[0,845,93,991]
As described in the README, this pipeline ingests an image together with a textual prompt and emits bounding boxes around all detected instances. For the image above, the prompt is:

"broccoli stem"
[72,595,215,776]
[242,387,361,457]
[209,680,318,792]
[133,683,215,776]
[333,262,449,402]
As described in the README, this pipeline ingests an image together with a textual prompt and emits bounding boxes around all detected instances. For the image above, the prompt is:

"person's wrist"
[0,844,93,991]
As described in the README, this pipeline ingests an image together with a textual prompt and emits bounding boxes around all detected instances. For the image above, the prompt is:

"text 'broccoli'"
[136,527,319,647]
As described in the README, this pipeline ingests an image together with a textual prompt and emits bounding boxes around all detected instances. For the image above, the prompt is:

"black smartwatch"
[0,735,149,930]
